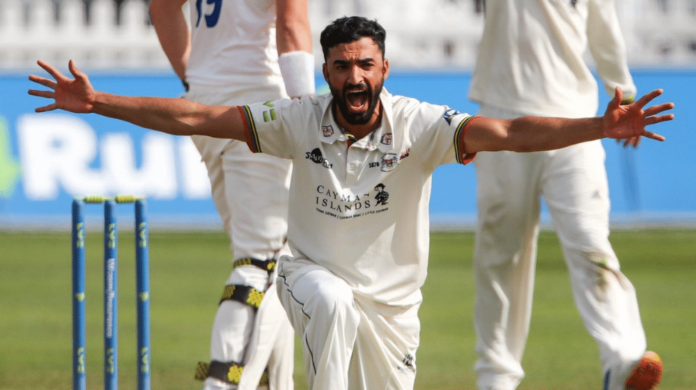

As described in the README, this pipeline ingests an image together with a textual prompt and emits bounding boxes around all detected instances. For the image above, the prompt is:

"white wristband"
[278,51,315,98]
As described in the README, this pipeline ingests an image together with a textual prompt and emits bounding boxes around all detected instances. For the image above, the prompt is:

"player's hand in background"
[603,86,674,142]
[28,60,96,114]
[618,94,642,148]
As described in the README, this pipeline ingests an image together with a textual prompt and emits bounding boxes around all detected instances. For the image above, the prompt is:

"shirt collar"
[318,87,396,152]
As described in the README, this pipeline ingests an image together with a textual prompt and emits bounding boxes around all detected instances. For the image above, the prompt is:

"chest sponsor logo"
[314,183,390,220]
[381,153,399,172]
[374,183,389,206]
[443,108,461,125]
[305,148,333,169]
[322,125,334,137]
[380,133,392,145]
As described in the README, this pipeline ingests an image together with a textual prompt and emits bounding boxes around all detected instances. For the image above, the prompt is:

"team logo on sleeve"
[305,148,333,169]
[443,108,461,125]
[322,125,334,137]
[381,153,399,172]
[374,183,389,206]
[380,133,393,145]
[261,101,277,123]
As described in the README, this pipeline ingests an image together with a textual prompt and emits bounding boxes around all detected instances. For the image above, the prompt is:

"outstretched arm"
[28,60,247,141]
[276,0,315,98]
[464,87,674,154]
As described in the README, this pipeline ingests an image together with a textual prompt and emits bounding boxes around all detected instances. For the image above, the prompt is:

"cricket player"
[148,0,314,389]
[29,16,673,390]
[469,1,663,389]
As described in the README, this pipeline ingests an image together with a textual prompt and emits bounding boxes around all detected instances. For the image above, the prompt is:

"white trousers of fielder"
[185,84,295,390]
[473,104,646,390]
[277,259,420,390]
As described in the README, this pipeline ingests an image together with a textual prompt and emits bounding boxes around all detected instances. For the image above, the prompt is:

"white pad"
[237,282,294,390]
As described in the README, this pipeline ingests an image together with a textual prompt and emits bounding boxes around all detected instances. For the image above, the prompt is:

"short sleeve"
[406,101,477,171]
[239,97,313,160]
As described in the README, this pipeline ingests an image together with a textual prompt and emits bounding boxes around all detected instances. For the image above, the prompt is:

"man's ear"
[322,63,329,83]
[383,58,389,80]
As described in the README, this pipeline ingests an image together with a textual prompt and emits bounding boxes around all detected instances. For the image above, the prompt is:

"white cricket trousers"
[185,84,295,390]
[473,104,646,390]
[277,260,421,390]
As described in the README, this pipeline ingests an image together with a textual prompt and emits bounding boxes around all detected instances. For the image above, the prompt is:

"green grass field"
[1,229,694,390]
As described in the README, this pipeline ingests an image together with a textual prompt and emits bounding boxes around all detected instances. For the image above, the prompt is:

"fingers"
[34,103,57,113]
[622,136,641,148]
[36,60,65,81]
[28,89,55,99]
[645,113,675,125]
[633,89,663,109]
[607,86,622,111]
[642,130,665,142]
[28,75,57,90]
[69,59,83,79]
[644,102,675,117]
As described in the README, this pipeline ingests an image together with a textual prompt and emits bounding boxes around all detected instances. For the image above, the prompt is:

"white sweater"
[469,0,636,118]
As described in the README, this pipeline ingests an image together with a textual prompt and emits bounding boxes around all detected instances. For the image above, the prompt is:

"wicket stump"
[72,195,151,390]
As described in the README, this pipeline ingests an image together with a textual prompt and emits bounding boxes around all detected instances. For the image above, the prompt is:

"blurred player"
[29,16,673,390]
[468,1,663,389]
[148,0,314,389]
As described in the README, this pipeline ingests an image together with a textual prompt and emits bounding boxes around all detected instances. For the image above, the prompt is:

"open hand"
[28,60,96,114]
[603,87,674,142]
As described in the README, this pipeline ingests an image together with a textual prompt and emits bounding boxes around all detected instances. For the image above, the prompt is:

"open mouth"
[346,89,369,111]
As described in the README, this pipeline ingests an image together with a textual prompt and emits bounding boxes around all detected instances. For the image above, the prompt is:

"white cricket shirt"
[469,0,636,118]
[186,0,282,88]
[239,89,476,306]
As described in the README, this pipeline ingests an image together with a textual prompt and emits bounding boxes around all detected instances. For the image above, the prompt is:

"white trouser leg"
[265,304,295,390]
[185,85,293,390]
[207,265,273,389]
[193,137,292,261]
[277,262,360,390]
[238,282,295,390]
[473,150,544,390]
[543,141,645,390]
[210,266,295,390]
[348,296,420,390]
[193,137,293,390]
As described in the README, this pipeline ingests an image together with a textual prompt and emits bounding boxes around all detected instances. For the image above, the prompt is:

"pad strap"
[194,361,269,385]
[232,257,276,274]
[219,284,265,309]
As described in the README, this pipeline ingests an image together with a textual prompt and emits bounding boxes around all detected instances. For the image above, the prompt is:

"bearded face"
[329,80,383,125]
[322,37,389,129]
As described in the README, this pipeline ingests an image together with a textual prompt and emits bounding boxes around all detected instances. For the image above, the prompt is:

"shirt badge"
[381,153,399,172]
[322,125,334,137]
[380,133,393,145]
[443,108,461,125]
[374,183,389,206]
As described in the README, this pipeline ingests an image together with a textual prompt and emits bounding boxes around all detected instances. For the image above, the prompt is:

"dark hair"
[319,16,386,61]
